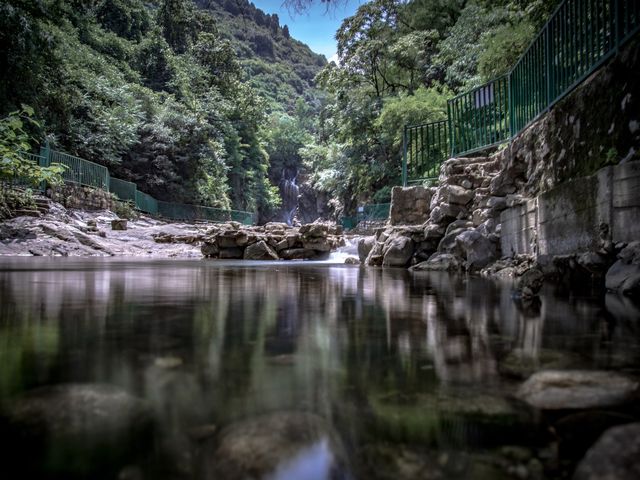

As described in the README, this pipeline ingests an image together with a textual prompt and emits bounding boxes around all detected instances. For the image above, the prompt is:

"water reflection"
[0,258,638,479]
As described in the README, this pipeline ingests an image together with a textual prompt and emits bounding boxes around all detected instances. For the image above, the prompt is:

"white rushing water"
[322,236,360,264]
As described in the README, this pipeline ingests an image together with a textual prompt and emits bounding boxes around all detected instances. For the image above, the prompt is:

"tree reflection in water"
[0,258,638,479]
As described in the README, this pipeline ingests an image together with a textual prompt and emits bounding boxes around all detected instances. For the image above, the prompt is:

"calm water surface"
[0,258,639,479]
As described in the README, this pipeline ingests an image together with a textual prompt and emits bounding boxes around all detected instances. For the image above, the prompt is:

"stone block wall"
[390,186,433,225]
[48,184,114,211]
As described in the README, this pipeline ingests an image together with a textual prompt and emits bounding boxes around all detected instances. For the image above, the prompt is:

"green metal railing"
[23,144,256,224]
[449,75,511,156]
[157,201,254,225]
[134,190,158,215]
[359,203,391,222]
[340,202,391,230]
[402,0,640,185]
[48,149,110,190]
[108,177,137,202]
[402,120,449,186]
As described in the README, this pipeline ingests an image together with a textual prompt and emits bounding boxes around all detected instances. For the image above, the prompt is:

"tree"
[192,32,241,92]
[157,0,196,53]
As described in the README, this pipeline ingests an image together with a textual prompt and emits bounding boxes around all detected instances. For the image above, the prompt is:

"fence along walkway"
[402,0,640,186]
[33,144,255,225]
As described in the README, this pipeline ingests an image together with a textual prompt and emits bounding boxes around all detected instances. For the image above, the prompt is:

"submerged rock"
[517,370,640,410]
[199,412,348,480]
[0,383,154,476]
[573,423,640,480]
[605,241,640,296]
[516,268,545,299]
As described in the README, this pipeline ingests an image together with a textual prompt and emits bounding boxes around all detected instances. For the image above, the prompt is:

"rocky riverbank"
[0,197,347,259]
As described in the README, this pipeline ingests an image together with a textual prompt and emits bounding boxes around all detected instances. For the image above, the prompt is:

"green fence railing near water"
[449,75,511,156]
[402,0,640,186]
[48,149,110,190]
[157,201,254,225]
[108,177,137,202]
[134,190,158,215]
[402,120,449,186]
[23,145,255,224]
[340,202,391,230]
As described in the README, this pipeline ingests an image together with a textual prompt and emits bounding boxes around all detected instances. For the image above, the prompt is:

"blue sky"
[252,0,365,61]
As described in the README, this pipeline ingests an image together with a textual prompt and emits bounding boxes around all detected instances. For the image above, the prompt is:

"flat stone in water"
[0,383,153,476]
[199,412,347,480]
[517,370,640,410]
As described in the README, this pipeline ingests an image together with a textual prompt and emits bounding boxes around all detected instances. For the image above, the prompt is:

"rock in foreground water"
[200,412,348,480]
[573,422,640,480]
[0,383,153,477]
[517,370,639,410]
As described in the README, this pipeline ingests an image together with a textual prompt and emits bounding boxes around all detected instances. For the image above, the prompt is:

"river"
[0,258,638,479]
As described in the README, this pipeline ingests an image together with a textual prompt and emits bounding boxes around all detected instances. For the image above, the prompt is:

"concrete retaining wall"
[501,160,640,256]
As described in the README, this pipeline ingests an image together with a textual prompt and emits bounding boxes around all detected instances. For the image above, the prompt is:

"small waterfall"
[323,236,360,264]
[280,169,299,226]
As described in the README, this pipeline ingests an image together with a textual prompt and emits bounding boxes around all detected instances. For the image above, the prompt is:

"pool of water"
[0,258,638,479]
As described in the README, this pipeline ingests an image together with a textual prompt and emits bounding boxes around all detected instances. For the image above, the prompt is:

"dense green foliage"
[1,0,561,220]
[309,0,557,212]
[0,0,325,219]
[0,107,64,187]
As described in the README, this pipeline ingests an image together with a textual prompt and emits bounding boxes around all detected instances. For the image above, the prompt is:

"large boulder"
[199,412,348,480]
[0,384,153,476]
[358,236,375,263]
[218,247,244,259]
[605,241,640,296]
[517,370,640,410]
[455,230,497,270]
[365,241,385,266]
[446,185,474,205]
[302,236,331,252]
[382,236,415,267]
[573,423,640,480]
[516,268,545,299]
[244,240,278,260]
[409,253,463,272]
[201,240,219,258]
[280,248,317,260]
[299,222,329,237]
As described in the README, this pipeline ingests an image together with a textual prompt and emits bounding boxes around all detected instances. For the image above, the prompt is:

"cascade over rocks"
[201,220,344,261]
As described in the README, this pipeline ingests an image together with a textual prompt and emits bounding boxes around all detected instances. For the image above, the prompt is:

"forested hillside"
[196,0,326,110]
[305,0,558,213]
[0,0,325,220]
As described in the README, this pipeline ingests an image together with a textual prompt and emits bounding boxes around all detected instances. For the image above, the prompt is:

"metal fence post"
[545,21,553,108]
[447,101,454,158]
[37,140,51,193]
[507,71,514,141]
[38,140,51,168]
[402,125,408,187]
